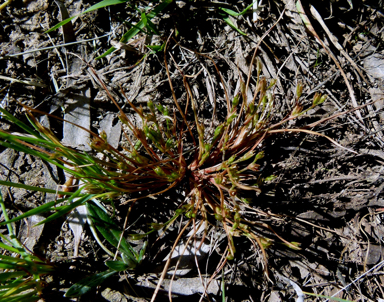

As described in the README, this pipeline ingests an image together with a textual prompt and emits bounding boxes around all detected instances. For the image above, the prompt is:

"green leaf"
[121,252,138,268]
[65,270,117,297]
[138,241,147,262]
[82,0,130,13]
[220,13,246,36]
[0,271,26,281]
[45,16,77,33]
[96,0,172,59]
[0,242,24,254]
[141,11,148,27]
[264,175,276,182]
[1,290,39,302]
[0,179,75,197]
[147,42,165,53]
[0,134,81,177]
[86,201,139,265]
[105,260,130,271]
[128,233,147,240]
[0,197,73,226]
[141,12,159,35]
[219,1,256,17]
[0,108,41,138]
[36,191,94,226]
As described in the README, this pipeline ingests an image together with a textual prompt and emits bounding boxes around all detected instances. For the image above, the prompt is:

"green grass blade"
[219,1,256,17]
[0,199,60,226]
[87,201,138,265]
[87,201,138,260]
[0,262,28,270]
[105,260,130,271]
[0,253,32,262]
[37,192,95,226]
[0,126,57,147]
[141,12,159,35]
[0,138,80,177]
[82,0,130,13]
[9,296,39,302]
[138,240,147,262]
[147,42,165,53]
[65,269,117,297]
[0,281,28,291]
[220,13,246,36]
[0,108,41,138]
[0,127,102,179]
[141,10,148,27]
[2,292,38,302]
[45,16,76,33]
[0,272,26,281]
[0,179,75,196]
[0,242,24,254]
[2,288,39,302]
[46,0,130,33]
[145,18,160,35]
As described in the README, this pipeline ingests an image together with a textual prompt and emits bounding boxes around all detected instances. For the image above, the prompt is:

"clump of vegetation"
[0,192,54,302]
[0,43,338,298]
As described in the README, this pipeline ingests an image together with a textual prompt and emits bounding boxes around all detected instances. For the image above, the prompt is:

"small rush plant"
[0,46,341,299]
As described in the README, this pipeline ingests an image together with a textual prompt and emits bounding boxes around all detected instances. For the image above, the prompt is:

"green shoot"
[0,192,54,302]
